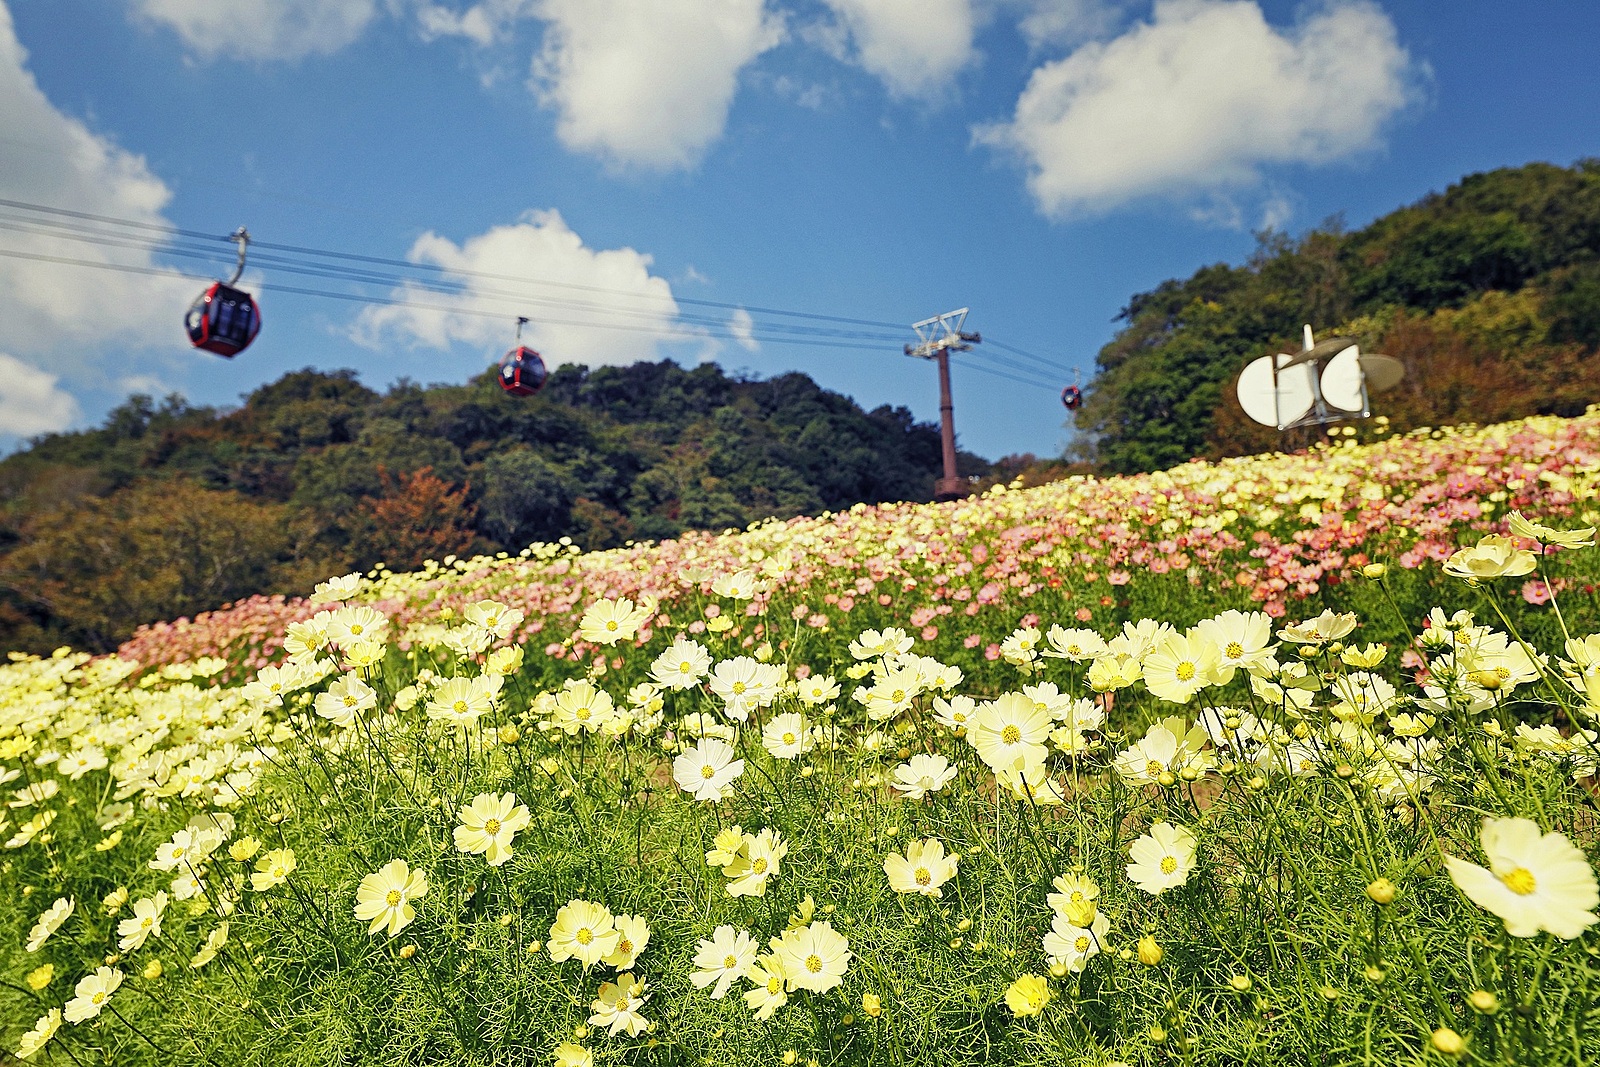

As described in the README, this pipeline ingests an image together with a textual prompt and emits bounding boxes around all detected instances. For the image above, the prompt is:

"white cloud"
[728,308,758,351]
[0,353,80,438]
[134,0,379,61]
[530,0,783,170]
[414,0,536,46]
[352,209,682,367]
[1006,0,1123,50]
[0,2,193,357]
[818,0,976,100]
[975,0,1420,217]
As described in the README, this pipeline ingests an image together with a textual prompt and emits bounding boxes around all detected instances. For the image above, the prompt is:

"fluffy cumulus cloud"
[134,0,379,61]
[530,0,784,170]
[976,0,1420,217]
[352,209,683,367]
[818,0,976,100]
[0,2,192,364]
[0,354,80,439]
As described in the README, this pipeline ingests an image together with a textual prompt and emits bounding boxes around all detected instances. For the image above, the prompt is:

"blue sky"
[1,0,1597,461]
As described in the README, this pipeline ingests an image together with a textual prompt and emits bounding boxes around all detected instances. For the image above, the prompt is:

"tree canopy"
[1076,160,1600,472]
[0,361,986,652]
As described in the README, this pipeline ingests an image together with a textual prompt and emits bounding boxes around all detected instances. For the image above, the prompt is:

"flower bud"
[398,943,417,959]
[1431,1027,1466,1058]
[1467,990,1498,1015]
[1366,878,1397,906]
[1362,563,1387,580]
[862,993,882,1018]
[1137,935,1163,966]
[1228,974,1252,992]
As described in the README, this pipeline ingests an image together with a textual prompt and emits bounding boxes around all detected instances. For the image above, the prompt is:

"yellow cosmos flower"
[353,859,428,939]
[1004,974,1052,1017]
[1444,817,1598,938]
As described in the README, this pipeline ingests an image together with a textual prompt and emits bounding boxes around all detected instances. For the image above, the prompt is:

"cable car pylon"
[905,308,980,501]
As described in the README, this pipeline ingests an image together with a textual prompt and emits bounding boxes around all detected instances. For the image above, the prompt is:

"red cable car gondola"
[497,317,548,397]
[186,228,260,358]
[1061,384,1083,411]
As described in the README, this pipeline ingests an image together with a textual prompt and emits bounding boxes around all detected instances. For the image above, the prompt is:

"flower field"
[5,408,1600,1066]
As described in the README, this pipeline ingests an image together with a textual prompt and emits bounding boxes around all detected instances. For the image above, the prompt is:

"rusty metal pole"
[934,348,964,499]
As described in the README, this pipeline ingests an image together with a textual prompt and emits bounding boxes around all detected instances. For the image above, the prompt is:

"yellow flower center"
[484,819,501,835]
[782,732,796,745]
[386,890,402,906]
[805,953,823,973]
[617,939,632,954]
[724,954,738,969]
[752,858,769,874]
[1146,760,1164,779]
[1175,661,1196,681]
[1074,935,1090,952]
[680,661,692,673]
[576,927,594,945]
[1503,867,1537,895]
[141,917,153,929]
[915,867,931,886]
[892,690,905,701]
[732,682,746,694]
[1226,641,1244,659]
[453,700,468,714]
[350,624,364,635]
[1160,856,1177,875]
[700,765,716,779]
[272,866,285,878]
[1002,725,1021,744]
[343,695,358,707]
[576,707,591,720]
[767,976,782,994]
[606,620,618,631]
[92,992,105,1004]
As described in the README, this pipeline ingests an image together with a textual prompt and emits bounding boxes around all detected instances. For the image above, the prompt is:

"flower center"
[680,661,692,673]
[350,624,364,636]
[92,992,105,1004]
[343,695,358,707]
[453,700,468,714]
[141,917,153,929]
[484,819,501,835]
[1175,661,1196,681]
[915,867,931,886]
[606,620,618,631]
[386,890,402,906]
[782,732,796,745]
[767,977,782,994]
[1002,725,1021,744]
[1226,642,1244,659]
[1075,935,1090,952]
[805,953,823,973]
[700,764,716,779]
[576,927,594,945]
[617,938,632,954]
[1146,760,1164,779]
[724,954,738,969]
[752,858,768,874]
[576,707,591,720]
[1160,856,1177,875]
[1503,867,1537,895]
[732,682,746,694]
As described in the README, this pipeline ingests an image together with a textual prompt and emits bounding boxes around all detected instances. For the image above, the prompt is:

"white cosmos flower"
[1444,817,1599,938]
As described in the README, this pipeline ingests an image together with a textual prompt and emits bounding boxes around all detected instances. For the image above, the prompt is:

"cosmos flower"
[690,925,758,999]
[454,792,532,866]
[1127,822,1199,895]
[353,860,428,939]
[672,738,744,801]
[1444,817,1598,938]
[25,897,73,952]
[548,899,620,967]
[884,837,959,897]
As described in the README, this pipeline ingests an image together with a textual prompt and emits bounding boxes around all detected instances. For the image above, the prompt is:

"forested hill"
[0,361,987,652]
[1079,160,1600,472]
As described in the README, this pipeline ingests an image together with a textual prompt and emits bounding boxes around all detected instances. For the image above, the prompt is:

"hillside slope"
[1079,160,1600,472]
